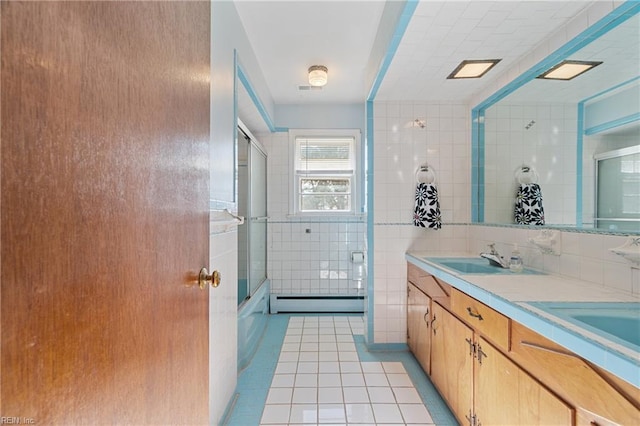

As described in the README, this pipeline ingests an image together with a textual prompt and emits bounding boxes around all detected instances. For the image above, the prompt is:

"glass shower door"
[237,129,250,304]
[237,126,268,306]
[249,144,267,297]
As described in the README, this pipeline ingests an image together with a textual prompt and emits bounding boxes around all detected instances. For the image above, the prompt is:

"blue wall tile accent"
[365,0,419,347]
[237,62,283,133]
[366,100,375,346]
[576,102,585,227]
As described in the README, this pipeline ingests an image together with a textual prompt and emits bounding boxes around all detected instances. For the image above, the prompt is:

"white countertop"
[405,252,640,388]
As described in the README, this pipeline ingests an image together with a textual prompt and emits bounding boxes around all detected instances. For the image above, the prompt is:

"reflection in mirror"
[595,146,640,232]
[477,9,640,234]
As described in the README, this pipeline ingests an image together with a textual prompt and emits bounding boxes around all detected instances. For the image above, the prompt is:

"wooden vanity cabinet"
[406,263,452,375]
[510,321,640,426]
[474,335,573,425]
[450,288,509,350]
[430,302,474,425]
[407,282,432,373]
[407,262,574,426]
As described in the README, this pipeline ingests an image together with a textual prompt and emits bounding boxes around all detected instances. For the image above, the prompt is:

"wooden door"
[474,337,573,426]
[430,303,474,425]
[407,283,431,374]
[1,2,211,424]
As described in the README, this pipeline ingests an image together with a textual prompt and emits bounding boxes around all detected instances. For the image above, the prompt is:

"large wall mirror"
[473,6,640,234]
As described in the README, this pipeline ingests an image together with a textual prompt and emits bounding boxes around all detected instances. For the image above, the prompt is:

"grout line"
[229,314,456,425]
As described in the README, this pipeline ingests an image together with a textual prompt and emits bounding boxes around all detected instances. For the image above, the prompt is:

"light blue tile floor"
[224,314,457,425]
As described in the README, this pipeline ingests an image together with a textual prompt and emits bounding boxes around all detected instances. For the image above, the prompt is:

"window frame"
[289,129,361,216]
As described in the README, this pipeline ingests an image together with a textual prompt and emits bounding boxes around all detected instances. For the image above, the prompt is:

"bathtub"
[237,279,270,371]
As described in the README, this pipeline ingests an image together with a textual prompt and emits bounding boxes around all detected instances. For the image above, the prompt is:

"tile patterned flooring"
[226,315,457,426]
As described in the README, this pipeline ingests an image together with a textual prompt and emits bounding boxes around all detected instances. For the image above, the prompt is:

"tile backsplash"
[468,225,640,295]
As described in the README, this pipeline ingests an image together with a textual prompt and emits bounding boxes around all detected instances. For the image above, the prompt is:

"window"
[291,130,360,214]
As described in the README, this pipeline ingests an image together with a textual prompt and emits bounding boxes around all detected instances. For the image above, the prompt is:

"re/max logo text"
[1,417,35,424]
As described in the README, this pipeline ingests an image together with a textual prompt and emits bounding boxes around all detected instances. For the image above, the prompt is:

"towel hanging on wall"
[514,166,545,225]
[413,166,441,229]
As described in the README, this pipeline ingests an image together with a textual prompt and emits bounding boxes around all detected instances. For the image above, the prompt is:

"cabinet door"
[408,284,431,373]
[475,337,573,426]
[431,303,474,425]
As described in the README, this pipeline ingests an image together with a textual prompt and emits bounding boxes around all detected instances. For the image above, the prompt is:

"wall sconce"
[308,65,328,87]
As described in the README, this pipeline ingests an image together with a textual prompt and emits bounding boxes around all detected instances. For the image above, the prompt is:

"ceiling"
[502,12,640,104]
[375,0,593,101]
[234,1,621,123]
[234,1,386,105]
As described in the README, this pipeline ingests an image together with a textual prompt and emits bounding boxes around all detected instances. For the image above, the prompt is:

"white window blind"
[295,137,355,173]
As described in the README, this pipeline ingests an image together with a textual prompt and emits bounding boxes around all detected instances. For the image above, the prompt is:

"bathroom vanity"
[405,253,639,426]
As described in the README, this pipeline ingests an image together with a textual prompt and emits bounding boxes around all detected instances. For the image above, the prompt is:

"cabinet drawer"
[407,263,451,307]
[451,288,509,350]
[407,263,429,285]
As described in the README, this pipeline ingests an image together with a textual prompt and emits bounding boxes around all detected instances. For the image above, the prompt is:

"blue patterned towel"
[515,183,545,225]
[414,183,441,229]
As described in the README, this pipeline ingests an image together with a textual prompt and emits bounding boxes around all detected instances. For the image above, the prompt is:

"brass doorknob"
[198,267,221,289]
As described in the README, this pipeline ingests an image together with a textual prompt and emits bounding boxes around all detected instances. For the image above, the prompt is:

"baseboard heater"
[270,294,364,314]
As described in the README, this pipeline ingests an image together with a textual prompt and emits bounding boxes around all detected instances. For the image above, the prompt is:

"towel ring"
[416,166,436,184]
[515,166,539,184]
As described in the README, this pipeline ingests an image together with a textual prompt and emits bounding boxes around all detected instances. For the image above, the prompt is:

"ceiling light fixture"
[537,60,603,80]
[308,65,328,87]
[447,59,501,79]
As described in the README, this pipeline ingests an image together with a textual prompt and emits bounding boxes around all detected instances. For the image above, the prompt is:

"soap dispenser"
[509,244,523,273]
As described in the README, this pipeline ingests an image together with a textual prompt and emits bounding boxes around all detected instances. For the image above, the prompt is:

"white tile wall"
[259,132,367,295]
[483,103,578,226]
[209,225,238,424]
[372,101,471,343]
[268,220,366,295]
[373,102,470,225]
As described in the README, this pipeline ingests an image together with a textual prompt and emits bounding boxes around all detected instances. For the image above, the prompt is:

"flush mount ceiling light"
[308,65,328,87]
[537,60,603,80]
[447,59,501,79]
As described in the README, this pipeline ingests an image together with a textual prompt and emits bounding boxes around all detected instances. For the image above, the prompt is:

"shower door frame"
[237,122,268,307]
[593,144,640,231]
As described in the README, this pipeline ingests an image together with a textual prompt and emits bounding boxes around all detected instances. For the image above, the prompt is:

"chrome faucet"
[480,243,509,268]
